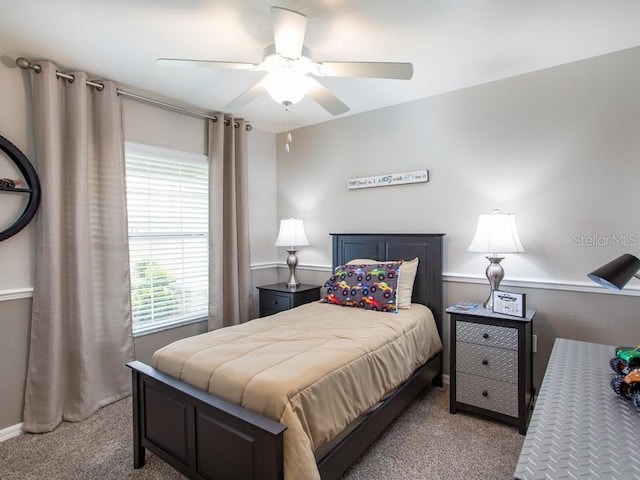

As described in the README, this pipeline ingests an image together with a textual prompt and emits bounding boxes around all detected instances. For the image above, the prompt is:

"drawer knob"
[482,390,488,397]
[272,300,278,305]
[482,333,489,339]
[482,359,488,366]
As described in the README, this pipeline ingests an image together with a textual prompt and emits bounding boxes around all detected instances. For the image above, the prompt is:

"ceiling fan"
[157,6,414,116]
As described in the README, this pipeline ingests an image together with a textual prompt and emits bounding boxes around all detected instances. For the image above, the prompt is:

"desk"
[514,338,640,479]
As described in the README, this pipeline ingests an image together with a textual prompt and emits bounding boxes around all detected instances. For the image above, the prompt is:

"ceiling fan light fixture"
[261,71,314,105]
[261,50,314,75]
[159,7,411,117]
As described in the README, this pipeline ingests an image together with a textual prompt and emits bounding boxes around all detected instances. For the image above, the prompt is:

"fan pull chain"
[284,101,292,153]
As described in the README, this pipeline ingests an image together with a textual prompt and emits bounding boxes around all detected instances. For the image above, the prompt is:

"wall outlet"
[532,334,538,353]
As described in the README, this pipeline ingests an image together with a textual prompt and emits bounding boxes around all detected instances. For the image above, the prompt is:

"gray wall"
[2,45,639,431]
[0,58,38,431]
[0,298,31,434]
[278,46,640,391]
[0,58,278,430]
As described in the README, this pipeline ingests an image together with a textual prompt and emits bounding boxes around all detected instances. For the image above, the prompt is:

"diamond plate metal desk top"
[514,338,640,479]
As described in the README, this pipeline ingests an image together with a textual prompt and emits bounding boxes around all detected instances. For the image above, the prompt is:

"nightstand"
[447,303,535,434]
[257,283,322,317]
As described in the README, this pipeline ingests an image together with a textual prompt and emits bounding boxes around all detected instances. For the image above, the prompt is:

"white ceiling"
[1,0,639,133]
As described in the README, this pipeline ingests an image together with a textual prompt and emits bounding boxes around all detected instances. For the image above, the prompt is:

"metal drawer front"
[456,342,518,383]
[456,372,518,417]
[456,320,518,350]
[261,293,291,311]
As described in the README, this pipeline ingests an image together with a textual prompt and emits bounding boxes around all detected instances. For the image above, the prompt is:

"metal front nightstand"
[257,283,321,317]
[447,304,535,434]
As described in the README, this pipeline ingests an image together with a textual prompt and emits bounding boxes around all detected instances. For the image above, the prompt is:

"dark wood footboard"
[128,351,441,480]
[128,360,287,480]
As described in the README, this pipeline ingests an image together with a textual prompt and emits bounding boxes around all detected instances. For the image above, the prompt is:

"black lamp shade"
[587,253,640,291]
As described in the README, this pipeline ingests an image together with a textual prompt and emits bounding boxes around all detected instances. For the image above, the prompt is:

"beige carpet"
[0,386,523,480]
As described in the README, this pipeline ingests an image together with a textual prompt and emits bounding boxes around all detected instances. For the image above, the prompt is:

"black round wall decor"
[0,135,41,241]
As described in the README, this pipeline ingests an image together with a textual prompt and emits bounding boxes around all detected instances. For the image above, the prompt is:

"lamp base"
[483,256,505,310]
[285,249,300,289]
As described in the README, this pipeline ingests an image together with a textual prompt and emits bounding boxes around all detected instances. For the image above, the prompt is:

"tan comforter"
[152,301,442,480]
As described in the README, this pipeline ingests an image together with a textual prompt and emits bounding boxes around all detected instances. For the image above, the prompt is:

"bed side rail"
[317,352,442,480]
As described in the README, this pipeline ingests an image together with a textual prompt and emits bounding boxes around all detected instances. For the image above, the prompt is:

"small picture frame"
[492,290,526,317]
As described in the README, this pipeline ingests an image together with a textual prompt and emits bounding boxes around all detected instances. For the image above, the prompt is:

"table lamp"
[588,253,640,291]
[275,218,310,288]
[468,210,524,309]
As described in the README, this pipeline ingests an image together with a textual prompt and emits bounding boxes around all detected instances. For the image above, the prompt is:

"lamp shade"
[587,253,640,291]
[468,211,524,255]
[275,218,310,249]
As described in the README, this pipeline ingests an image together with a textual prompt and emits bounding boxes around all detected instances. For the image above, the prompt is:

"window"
[125,142,208,335]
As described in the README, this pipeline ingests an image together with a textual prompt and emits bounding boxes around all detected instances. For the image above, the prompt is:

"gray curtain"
[23,62,133,433]
[208,116,253,329]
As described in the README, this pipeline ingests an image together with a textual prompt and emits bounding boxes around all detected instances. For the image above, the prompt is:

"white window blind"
[125,142,208,334]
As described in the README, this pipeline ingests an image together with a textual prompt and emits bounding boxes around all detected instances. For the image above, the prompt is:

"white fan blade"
[271,7,307,59]
[307,81,350,116]
[318,62,413,80]
[157,58,257,70]
[224,82,266,110]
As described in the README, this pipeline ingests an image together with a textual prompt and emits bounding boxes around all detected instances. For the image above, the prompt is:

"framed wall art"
[492,290,526,317]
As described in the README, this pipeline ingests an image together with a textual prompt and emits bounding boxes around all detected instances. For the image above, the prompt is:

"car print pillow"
[347,257,419,309]
[322,261,400,312]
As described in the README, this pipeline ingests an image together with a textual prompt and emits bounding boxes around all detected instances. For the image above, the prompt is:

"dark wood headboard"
[331,233,444,338]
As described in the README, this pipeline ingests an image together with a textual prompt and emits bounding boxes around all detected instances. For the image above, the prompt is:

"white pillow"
[397,257,419,309]
[346,257,419,309]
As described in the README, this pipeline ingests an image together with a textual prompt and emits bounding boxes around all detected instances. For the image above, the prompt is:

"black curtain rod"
[16,57,252,131]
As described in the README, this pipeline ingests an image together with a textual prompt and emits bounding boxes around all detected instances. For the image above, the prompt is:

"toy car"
[365,268,388,281]
[610,345,640,375]
[611,370,640,409]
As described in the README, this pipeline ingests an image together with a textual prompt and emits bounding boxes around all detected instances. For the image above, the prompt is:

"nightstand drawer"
[258,283,322,318]
[260,292,292,312]
[456,372,518,417]
[456,342,518,383]
[456,320,518,350]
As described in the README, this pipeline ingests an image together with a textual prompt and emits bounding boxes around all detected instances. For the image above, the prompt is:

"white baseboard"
[0,423,23,442]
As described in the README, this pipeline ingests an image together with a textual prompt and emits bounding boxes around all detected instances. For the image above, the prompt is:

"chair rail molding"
[0,287,34,302]
[5,269,638,302]
[289,263,640,297]
[444,273,640,297]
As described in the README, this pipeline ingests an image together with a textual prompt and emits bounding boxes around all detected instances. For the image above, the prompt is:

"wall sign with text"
[347,170,429,190]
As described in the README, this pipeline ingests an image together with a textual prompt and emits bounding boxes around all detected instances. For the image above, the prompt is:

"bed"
[128,233,444,480]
